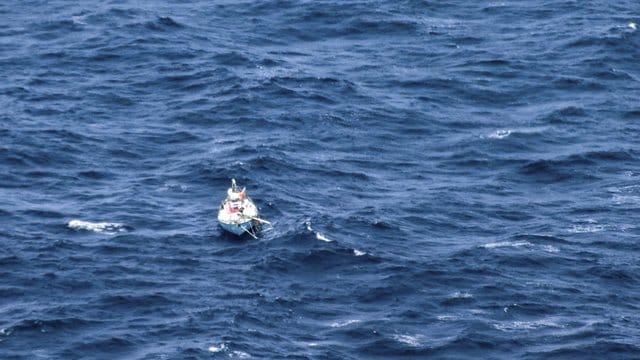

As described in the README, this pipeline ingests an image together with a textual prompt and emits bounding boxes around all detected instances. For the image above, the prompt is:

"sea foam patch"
[208,343,226,353]
[393,334,424,347]
[481,241,531,249]
[305,219,334,242]
[488,129,511,139]
[541,245,559,253]
[315,232,333,242]
[353,249,366,256]
[493,319,563,331]
[449,291,473,299]
[568,224,607,233]
[68,219,128,234]
[230,350,250,358]
[329,319,361,328]
[481,240,562,254]
[568,219,608,233]
[486,127,548,139]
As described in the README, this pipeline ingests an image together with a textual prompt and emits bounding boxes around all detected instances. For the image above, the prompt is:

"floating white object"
[68,219,126,234]
[629,22,637,30]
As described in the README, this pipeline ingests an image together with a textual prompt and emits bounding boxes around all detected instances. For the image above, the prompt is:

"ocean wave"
[315,232,332,242]
[143,16,185,32]
[3,0,639,358]
[393,334,424,347]
[586,266,636,284]
[228,350,251,358]
[494,318,563,331]
[251,244,375,276]
[516,150,636,183]
[568,224,608,233]
[6,317,100,335]
[208,343,226,353]
[486,126,549,139]
[534,342,640,359]
[449,291,473,299]
[305,220,334,242]
[612,194,640,205]
[213,51,252,66]
[487,129,511,139]
[481,241,532,249]
[68,220,128,234]
[329,319,361,328]
[480,239,563,255]
[542,245,560,253]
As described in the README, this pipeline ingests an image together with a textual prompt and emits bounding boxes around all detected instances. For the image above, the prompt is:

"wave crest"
[68,220,128,234]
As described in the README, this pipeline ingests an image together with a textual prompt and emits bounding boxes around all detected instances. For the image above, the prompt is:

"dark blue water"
[1,1,640,358]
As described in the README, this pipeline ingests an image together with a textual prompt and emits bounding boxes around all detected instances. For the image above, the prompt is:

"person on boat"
[226,186,247,214]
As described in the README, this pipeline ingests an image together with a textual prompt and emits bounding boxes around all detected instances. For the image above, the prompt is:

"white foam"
[208,344,226,353]
[470,309,487,315]
[620,224,635,232]
[353,249,366,256]
[330,319,361,328]
[493,319,563,331]
[608,184,640,205]
[161,182,188,191]
[450,291,473,299]
[488,129,511,139]
[316,232,332,242]
[393,334,423,347]
[230,350,250,358]
[481,240,561,254]
[486,127,548,140]
[71,15,86,25]
[437,315,458,321]
[612,194,640,205]
[629,22,637,30]
[568,224,607,233]
[610,184,640,193]
[481,241,531,249]
[68,219,127,234]
[607,186,621,193]
[305,219,334,242]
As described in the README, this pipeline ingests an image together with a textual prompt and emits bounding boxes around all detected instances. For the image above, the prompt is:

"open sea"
[1,0,639,358]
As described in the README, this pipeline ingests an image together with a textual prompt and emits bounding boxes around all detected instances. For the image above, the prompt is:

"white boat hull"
[219,220,256,236]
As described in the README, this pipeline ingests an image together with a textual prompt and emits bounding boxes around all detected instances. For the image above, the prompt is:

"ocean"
[1,0,639,358]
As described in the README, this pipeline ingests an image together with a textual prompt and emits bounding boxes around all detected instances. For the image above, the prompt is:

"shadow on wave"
[516,149,637,183]
[252,244,381,276]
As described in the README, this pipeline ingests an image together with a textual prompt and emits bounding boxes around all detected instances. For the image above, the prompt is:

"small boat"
[217,179,269,238]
